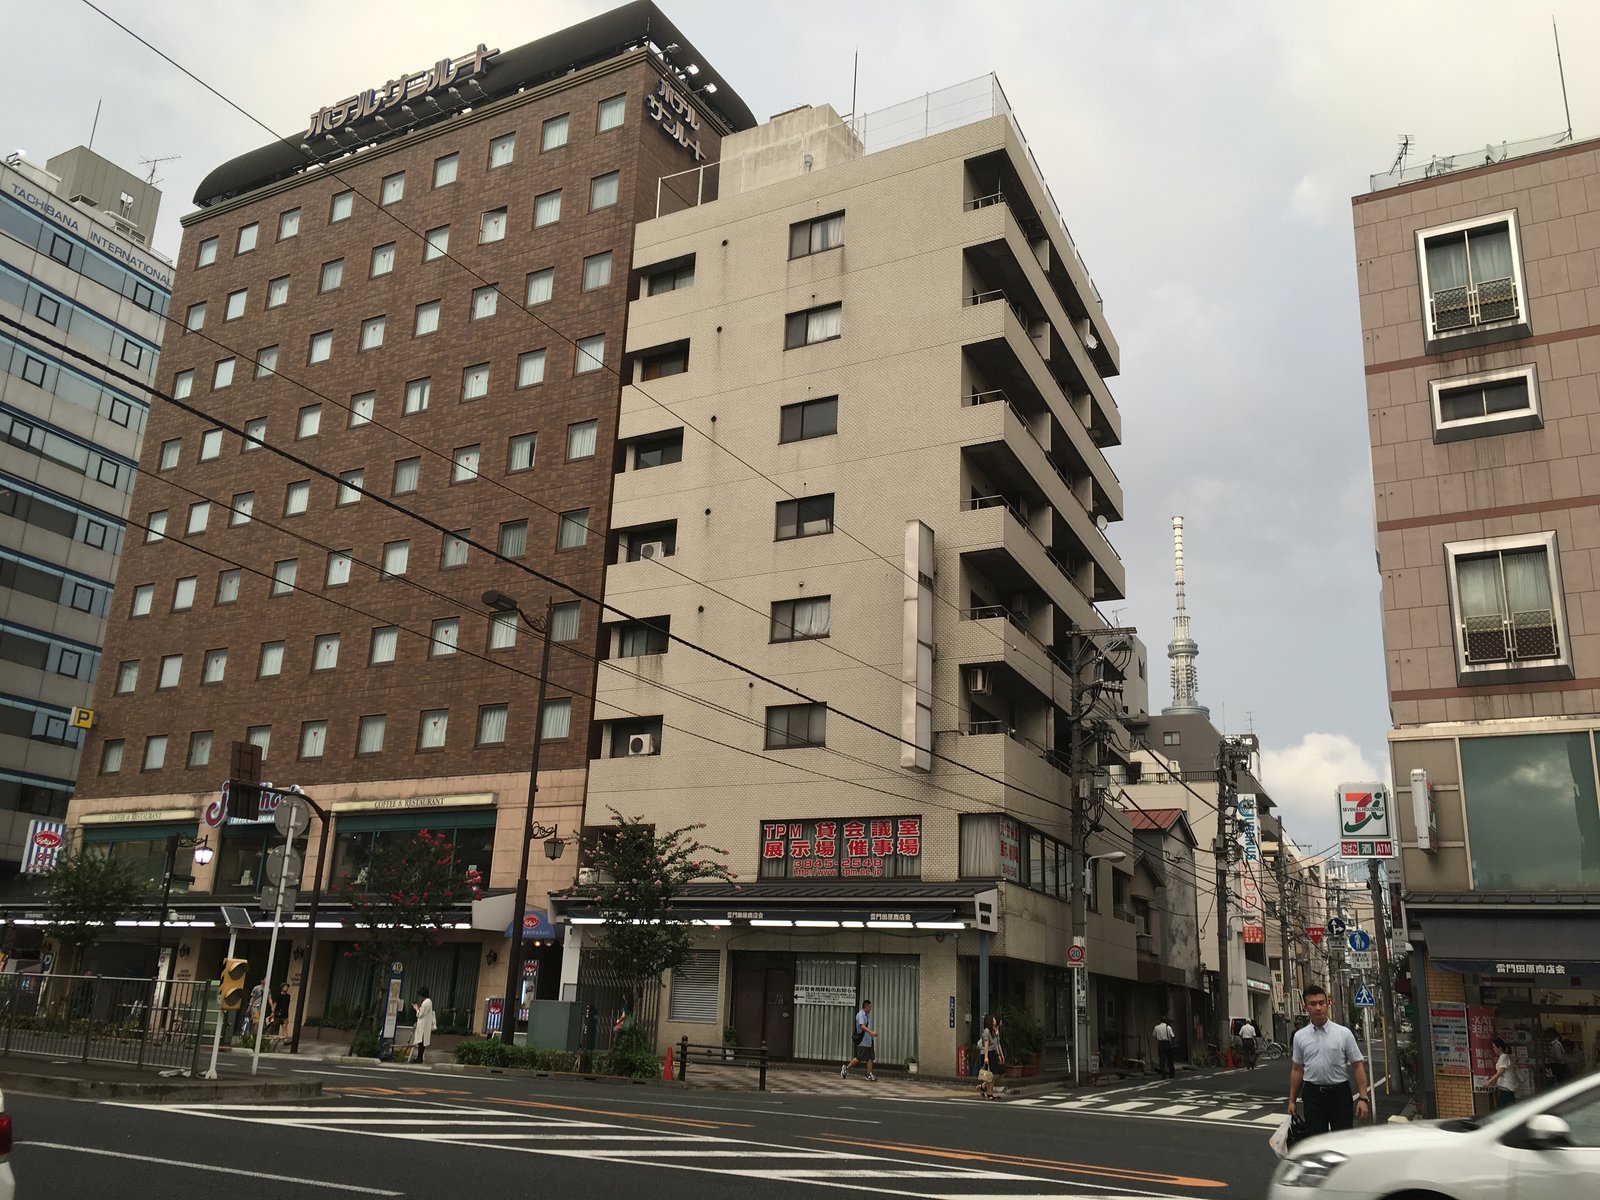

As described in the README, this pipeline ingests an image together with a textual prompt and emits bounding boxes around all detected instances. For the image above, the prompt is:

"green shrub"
[600,1024,661,1079]
[349,1025,379,1058]
[996,1004,1045,1058]
[452,1039,584,1071]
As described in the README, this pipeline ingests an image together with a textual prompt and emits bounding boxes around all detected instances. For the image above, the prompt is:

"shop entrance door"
[731,955,794,1057]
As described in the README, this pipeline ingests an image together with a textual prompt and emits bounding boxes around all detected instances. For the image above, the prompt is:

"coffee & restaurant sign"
[759,816,922,879]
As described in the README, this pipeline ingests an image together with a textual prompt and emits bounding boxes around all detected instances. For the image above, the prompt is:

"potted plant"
[997,1004,1045,1076]
[723,1025,738,1061]
[904,1054,918,1075]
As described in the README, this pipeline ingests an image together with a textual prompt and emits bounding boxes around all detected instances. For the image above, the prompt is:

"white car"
[1270,1072,1600,1199]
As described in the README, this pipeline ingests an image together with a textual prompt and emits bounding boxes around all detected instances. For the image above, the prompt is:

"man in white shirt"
[1287,983,1371,1137]
[1152,1018,1176,1079]
[1238,1019,1259,1069]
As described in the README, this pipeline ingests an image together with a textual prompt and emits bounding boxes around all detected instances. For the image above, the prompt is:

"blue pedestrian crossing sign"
[1354,984,1377,1008]
[1347,929,1372,953]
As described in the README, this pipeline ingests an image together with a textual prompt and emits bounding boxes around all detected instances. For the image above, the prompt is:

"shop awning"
[1422,912,1600,976]
[503,908,558,939]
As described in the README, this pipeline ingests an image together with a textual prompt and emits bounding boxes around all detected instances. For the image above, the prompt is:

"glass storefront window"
[331,823,493,887]
[1461,732,1600,889]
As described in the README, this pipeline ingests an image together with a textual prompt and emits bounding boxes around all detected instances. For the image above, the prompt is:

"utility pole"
[1276,848,1293,1041]
[1368,859,1400,1095]
[1212,734,1256,1064]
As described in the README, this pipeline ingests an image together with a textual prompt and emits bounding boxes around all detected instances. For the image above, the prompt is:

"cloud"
[1289,173,1335,227]
[1260,733,1383,852]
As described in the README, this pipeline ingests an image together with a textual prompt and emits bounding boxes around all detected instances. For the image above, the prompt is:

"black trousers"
[1157,1042,1175,1078]
[1300,1081,1354,1137]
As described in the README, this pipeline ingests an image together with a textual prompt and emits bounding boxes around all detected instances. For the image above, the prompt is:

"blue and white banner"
[21,818,67,874]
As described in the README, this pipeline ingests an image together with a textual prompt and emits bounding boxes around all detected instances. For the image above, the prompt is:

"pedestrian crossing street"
[143,1101,1203,1198]
[1008,1082,1287,1129]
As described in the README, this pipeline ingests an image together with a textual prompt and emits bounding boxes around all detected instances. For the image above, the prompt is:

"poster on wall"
[1430,1000,1469,1076]
[998,818,1021,883]
[759,817,922,879]
[1467,1006,1498,1089]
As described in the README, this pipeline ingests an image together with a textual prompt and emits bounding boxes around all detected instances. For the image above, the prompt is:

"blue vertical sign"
[378,959,405,1060]
[949,996,956,1029]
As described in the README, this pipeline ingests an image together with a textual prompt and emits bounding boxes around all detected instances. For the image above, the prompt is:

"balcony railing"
[966,191,1007,211]
[1429,276,1520,334]
[964,604,1031,633]
[1462,609,1558,665]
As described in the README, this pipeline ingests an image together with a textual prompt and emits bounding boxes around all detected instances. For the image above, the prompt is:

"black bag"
[1285,1113,1309,1150]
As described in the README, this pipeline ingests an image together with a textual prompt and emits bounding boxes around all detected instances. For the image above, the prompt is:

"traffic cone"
[662,1043,675,1080]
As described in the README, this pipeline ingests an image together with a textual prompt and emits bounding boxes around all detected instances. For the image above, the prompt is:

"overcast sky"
[10,1,1599,851]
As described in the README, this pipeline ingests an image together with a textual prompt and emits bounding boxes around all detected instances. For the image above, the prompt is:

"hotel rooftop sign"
[307,44,499,139]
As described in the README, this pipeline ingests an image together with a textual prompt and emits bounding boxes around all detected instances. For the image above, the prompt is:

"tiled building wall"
[1424,960,1474,1118]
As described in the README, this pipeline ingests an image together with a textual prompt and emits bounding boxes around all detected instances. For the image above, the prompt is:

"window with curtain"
[173,576,198,608]
[350,393,374,425]
[308,331,332,362]
[765,702,825,749]
[490,132,517,166]
[566,421,597,460]
[597,94,625,130]
[508,434,536,472]
[575,335,604,374]
[618,618,670,657]
[589,172,619,209]
[142,735,167,770]
[430,619,459,656]
[320,259,344,292]
[434,153,458,188]
[267,276,288,307]
[300,721,327,759]
[337,471,363,506]
[1422,217,1519,335]
[253,349,276,379]
[284,481,310,515]
[1451,538,1561,668]
[313,634,340,671]
[518,351,546,387]
[370,242,395,276]
[462,364,490,399]
[369,626,398,664]
[393,458,420,494]
[471,287,498,319]
[116,661,139,693]
[101,739,123,773]
[271,559,298,595]
[534,190,562,227]
[418,709,448,750]
[541,699,572,740]
[258,642,284,677]
[785,304,842,348]
[157,654,182,689]
[382,541,410,577]
[188,730,212,767]
[424,226,449,260]
[479,208,505,243]
[498,521,528,558]
[246,725,271,759]
[789,212,844,258]
[858,955,918,1067]
[203,649,227,684]
[775,495,834,540]
[771,596,830,641]
[414,301,440,336]
[541,115,568,150]
[360,317,385,349]
[357,715,386,754]
[582,252,612,290]
[380,172,404,205]
[405,378,431,413]
[550,602,579,642]
[441,532,469,568]
[477,704,509,746]
[488,610,517,650]
[526,268,554,305]
[452,446,481,482]
[558,510,589,549]
[326,550,352,587]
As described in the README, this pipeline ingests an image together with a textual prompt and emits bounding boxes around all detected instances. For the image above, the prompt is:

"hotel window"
[271,559,298,596]
[185,503,208,535]
[772,595,831,642]
[418,709,449,750]
[325,550,353,587]
[540,698,572,740]
[313,633,340,671]
[173,369,194,398]
[432,153,458,189]
[550,602,579,642]
[477,704,509,746]
[370,242,396,277]
[284,480,310,515]
[790,211,844,258]
[575,334,605,374]
[414,300,440,336]
[357,715,386,754]
[216,569,240,604]
[1429,365,1541,442]
[634,430,683,469]
[582,251,613,290]
[534,189,561,227]
[525,267,554,305]
[242,419,265,451]
[116,661,139,694]
[199,429,223,460]
[404,377,431,414]
[566,420,597,461]
[185,302,206,331]
[330,190,353,221]
[225,289,247,320]
[360,316,386,350]
[188,730,212,767]
[350,392,375,425]
[640,344,688,380]
[1417,212,1527,343]
[101,738,124,774]
[236,222,258,254]
[255,347,277,378]
[297,404,322,440]
[246,725,271,760]
[203,648,227,684]
[480,208,507,243]
[624,523,675,561]
[646,259,695,295]
[617,618,670,657]
[213,357,236,389]
[175,576,199,610]
[145,510,167,542]
[440,530,470,568]
[597,93,626,131]
[589,171,619,210]
[517,350,546,388]
[309,330,333,363]
[785,303,842,348]
[471,286,498,320]
[1446,532,1570,680]
[159,439,181,471]
[36,295,60,327]
[258,642,284,677]
[380,171,405,205]
[320,259,344,292]
[381,540,410,577]
[142,734,168,771]
[489,131,516,167]
[267,275,288,308]
[278,207,300,240]
[196,237,217,267]
[765,702,826,749]
[158,654,183,690]
[130,584,153,617]
[393,457,420,495]
[498,520,527,557]
[462,363,490,400]
[488,610,517,650]
[542,114,569,150]
[336,470,363,507]
[229,491,254,525]
[557,509,589,550]
[776,494,835,540]
[781,396,838,443]
[299,721,327,759]
[508,433,536,472]
[369,626,398,665]
[430,618,460,656]
[452,445,481,483]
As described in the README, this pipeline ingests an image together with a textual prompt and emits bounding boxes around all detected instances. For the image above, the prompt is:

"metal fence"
[575,952,660,1051]
[0,973,218,1074]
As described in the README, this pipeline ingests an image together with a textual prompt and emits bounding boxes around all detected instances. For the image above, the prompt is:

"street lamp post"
[484,591,568,1046]
[1071,849,1125,1085]
[139,833,211,1067]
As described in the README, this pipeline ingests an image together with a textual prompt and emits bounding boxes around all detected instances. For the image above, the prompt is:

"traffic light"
[220,958,248,1011]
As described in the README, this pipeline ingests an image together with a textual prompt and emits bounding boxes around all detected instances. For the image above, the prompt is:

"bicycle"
[1261,1039,1288,1061]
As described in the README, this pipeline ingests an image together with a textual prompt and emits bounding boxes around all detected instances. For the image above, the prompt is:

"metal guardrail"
[675,1036,769,1090]
[0,973,216,1074]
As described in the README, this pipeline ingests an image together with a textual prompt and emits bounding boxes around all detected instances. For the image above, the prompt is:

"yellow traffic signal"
[220,958,248,1011]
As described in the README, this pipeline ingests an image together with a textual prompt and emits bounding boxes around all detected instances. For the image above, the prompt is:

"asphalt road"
[9,1060,1291,1199]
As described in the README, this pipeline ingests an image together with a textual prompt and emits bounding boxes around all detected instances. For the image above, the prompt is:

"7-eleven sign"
[1305,926,1325,946]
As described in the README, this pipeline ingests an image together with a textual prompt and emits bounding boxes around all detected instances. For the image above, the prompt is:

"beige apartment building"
[554,78,1140,1074]
[1354,131,1600,1117]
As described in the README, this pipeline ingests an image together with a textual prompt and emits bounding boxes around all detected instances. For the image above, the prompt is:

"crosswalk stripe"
[1254,1115,1288,1125]
[1145,1105,1199,1116]
[1199,1109,1249,1120]
[1008,1097,1047,1106]
[1103,1101,1153,1112]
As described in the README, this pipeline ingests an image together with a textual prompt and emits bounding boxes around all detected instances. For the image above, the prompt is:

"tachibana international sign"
[1337,781,1397,859]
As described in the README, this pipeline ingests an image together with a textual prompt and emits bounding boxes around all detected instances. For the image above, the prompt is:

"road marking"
[1145,1105,1199,1116]
[486,1096,748,1130]
[1103,1101,1154,1112]
[757,1168,1038,1180]
[1007,1097,1048,1105]
[1199,1109,1249,1120]
[23,1142,401,1195]
[809,1135,1228,1189]
[1254,1115,1288,1125]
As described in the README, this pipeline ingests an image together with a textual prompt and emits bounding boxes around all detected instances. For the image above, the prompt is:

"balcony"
[955,497,1096,630]
[1429,277,1520,335]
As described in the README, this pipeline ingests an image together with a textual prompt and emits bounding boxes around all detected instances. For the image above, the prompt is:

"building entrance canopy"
[1424,912,1600,977]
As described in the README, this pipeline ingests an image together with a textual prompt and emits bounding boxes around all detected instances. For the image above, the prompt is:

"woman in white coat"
[411,987,436,1062]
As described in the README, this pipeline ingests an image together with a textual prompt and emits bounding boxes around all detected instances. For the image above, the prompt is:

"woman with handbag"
[976,1013,1004,1100]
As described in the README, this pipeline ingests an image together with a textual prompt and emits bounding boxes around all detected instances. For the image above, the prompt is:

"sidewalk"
[0,1053,322,1102]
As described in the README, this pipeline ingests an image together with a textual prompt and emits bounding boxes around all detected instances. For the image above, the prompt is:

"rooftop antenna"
[88,98,103,152]
[1554,17,1573,141]
[849,47,859,134]
[138,155,179,188]
[1389,134,1412,178]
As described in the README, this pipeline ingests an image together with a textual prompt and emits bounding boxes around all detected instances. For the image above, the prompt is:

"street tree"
[41,849,151,973]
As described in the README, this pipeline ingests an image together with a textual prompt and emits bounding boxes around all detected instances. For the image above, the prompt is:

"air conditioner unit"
[966,667,992,695]
[637,541,667,561]
[627,733,656,756]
